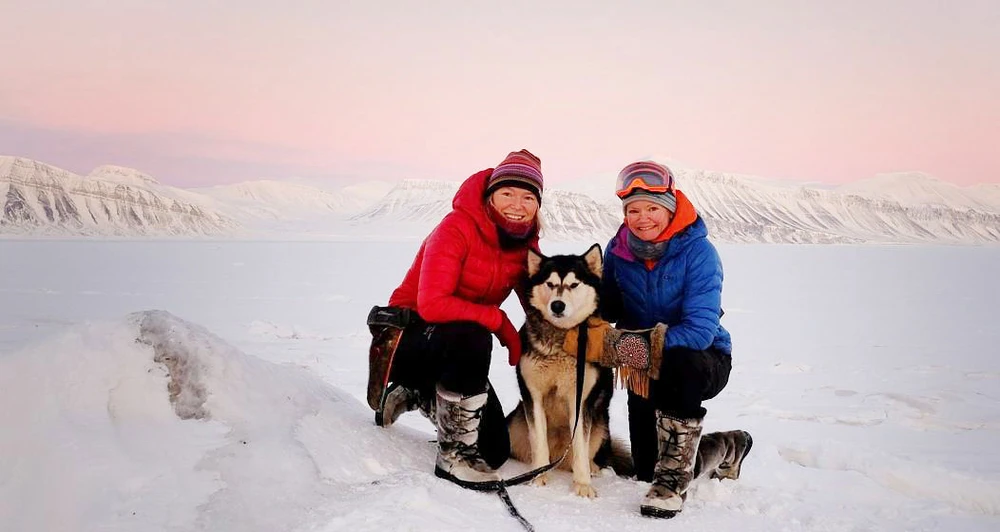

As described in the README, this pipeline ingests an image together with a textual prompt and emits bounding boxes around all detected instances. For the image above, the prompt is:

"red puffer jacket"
[388,169,539,331]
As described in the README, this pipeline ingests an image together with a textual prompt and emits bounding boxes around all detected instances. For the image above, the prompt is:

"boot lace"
[651,417,697,494]
[441,401,489,468]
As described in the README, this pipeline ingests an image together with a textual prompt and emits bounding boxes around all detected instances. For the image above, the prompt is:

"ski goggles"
[615,165,675,198]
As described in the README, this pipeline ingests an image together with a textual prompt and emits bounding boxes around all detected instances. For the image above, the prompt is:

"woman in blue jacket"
[601,161,750,519]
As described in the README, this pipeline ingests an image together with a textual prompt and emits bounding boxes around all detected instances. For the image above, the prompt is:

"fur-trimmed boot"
[433,385,501,490]
[640,413,703,519]
[696,430,753,481]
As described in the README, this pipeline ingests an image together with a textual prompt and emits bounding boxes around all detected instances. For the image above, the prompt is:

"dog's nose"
[550,300,566,315]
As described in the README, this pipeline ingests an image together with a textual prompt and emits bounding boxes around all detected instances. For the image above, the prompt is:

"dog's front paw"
[531,473,549,487]
[573,481,597,499]
[590,462,603,476]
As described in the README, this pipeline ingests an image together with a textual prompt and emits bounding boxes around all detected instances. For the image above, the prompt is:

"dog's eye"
[546,282,557,289]
[568,282,580,289]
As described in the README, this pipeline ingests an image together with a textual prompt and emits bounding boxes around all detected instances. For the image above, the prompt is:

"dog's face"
[525,244,603,330]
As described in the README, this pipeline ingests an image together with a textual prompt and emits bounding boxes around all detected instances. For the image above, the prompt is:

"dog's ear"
[584,243,603,277]
[527,248,545,276]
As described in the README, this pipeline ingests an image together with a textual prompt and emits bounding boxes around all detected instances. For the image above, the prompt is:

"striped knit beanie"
[617,161,677,213]
[486,149,543,200]
[622,189,677,213]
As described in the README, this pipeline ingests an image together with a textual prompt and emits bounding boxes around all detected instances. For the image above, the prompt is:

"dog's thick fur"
[505,244,631,498]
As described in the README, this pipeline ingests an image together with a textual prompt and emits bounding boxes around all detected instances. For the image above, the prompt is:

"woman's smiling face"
[625,199,672,241]
[489,186,539,223]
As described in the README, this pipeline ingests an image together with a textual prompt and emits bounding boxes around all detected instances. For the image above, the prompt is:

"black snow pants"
[389,317,510,469]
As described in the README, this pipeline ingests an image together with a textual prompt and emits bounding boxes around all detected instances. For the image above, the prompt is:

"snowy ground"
[1,239,999,531]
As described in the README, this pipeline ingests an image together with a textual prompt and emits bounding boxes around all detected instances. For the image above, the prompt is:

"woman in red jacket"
[369,149,543,490]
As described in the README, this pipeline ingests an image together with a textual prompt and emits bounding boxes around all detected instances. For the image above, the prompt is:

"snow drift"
[0,310,430,532]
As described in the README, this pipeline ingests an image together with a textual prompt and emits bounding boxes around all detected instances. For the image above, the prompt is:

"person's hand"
[612,324,669,374]
[494,313,522,366]
[564,320,668,372]
[612,331,653,369]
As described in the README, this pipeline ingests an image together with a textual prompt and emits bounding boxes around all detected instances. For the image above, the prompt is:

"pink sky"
[2,1,998,187]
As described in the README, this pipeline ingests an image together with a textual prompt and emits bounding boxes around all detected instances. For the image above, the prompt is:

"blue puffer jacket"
[601,215,732,355]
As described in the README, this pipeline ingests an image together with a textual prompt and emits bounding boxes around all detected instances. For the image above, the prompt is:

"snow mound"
[0,310,428,532]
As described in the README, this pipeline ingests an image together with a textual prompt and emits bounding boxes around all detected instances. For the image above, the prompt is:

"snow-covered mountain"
[351,171,1000,244]
[837,172,1000,213]
[350,179,459,223]
[87,165,161,187]
[536,190,623,241]
[196,180,366,222]
[3,156,998,244]
[679,169,1000,244]
[0,157,236,236]
[348,181,623,241]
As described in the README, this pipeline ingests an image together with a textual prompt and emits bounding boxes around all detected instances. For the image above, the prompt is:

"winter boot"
[417,390,436,423]
[433,385,501,490]
[640,413,703,519]
[710,430,753,480]
[376,384,423,427]
[699,430,753,481]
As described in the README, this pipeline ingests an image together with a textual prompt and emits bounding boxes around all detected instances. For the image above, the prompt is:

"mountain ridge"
[1,156,235,236]
[3,156,998,244]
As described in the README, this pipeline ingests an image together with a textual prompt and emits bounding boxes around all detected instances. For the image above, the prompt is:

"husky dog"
[506,244,630,498]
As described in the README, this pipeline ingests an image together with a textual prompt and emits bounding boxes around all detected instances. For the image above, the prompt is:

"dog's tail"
[599,437,635,478]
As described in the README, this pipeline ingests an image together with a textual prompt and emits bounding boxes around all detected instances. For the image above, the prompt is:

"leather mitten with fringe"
[563,317,667,397]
